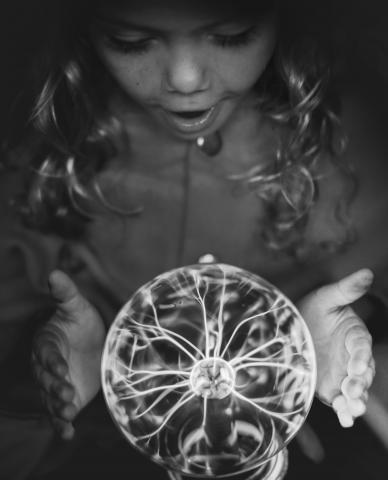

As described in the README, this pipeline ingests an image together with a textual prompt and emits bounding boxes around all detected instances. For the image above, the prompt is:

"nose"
[164,42,209,94]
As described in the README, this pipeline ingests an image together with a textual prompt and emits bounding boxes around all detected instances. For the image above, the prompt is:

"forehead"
[94,0,276,26]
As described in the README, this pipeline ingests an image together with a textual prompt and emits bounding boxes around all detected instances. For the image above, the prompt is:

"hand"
[32,270,106,439]
[297,269,375,427]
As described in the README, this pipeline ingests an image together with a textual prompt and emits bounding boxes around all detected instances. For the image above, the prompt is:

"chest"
[86,157,271,296]
[80,104,388,305]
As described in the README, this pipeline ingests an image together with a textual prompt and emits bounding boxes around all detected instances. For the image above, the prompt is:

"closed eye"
[212,26,258,48]
[104,34,154,54]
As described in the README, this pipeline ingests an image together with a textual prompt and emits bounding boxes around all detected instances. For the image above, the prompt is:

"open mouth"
[172,110,208,119]
[163,106,217,133]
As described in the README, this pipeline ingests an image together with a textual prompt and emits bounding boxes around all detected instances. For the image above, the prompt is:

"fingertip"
[350,268,374,290]
[61,423,75,441]
[333,269,374,305]
[48,270,67,289]
[48,271,62,296]
[52,418,75,441]
[337,411,354,428]
[48,270,77,303]
[59,403,78,422]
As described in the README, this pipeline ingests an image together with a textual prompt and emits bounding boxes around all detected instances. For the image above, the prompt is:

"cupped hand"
[32,270,106,439]
[297,269,375,427]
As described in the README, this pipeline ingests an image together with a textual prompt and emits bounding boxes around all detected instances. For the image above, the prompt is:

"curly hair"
[3,0,356,254]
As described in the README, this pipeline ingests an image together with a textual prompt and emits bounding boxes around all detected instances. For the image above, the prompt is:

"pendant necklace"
[195,131,222,157]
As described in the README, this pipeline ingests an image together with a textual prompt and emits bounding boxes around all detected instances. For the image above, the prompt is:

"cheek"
[214,38,276,92]
[215,51,270,92]
[98,50,160,100]
[217,46,273,93]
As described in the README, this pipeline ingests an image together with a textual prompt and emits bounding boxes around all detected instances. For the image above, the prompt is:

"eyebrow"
[93,15,252,34]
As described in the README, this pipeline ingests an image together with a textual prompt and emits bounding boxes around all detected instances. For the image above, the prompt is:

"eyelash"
[106,36,151,54]
[213,27,257,48]
[105,27,257,55]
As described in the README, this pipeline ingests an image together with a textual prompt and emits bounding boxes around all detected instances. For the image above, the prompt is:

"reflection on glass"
[102,264,316,479]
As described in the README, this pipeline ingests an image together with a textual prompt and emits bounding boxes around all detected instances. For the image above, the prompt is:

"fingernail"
[360,269,374,286]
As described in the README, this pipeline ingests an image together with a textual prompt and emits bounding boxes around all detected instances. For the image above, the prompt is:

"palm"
[44,299,105,409]
[307,306,364,403]
[297,269,375,427]
[32,270,106,439]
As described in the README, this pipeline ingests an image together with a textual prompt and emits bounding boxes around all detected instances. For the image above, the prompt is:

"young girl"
[0,0,383,477]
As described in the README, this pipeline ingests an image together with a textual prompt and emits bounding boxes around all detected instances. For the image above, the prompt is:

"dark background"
[1,1,388,478]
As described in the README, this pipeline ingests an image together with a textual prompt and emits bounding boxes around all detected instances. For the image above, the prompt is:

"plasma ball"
[101,263,317,478]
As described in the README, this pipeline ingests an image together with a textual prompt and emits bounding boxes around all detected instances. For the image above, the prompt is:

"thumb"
[48,270,83,313]
[318,268,374,307]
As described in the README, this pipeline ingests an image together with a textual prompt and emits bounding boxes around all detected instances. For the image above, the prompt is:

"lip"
[160,105,218,134]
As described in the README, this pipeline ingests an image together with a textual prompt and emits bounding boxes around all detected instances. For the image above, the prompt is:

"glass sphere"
[102,264,316,478]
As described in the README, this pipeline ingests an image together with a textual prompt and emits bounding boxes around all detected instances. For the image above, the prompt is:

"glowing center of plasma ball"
[190,357,235,399]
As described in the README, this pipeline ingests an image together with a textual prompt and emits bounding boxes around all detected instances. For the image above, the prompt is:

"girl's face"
[90,0,277,140]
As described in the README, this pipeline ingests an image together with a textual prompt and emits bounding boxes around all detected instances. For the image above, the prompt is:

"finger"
[34,364,73,404]
[49,395,78,421]
[333,395,356,427]
[48,270,82,311]
[348,347,372,376]
[47,393,77,421]
[333,393,367,428]
[46,352,69,378]
[341,376,365,399]
[35,342,68,376]
[58,403,78,422]
[51,418,75,441]
[345,326,372,353]
[333,394,348,412]
[360,363,375,391]
[49,270,92,319]
[318,269,374,307]
[358,390,369,405]
[337,410,354,428]
[44,352,69,379]
[346,397,367,417]
[52,380,75,403]
[38,369,57,395]
[33,338,57,363]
